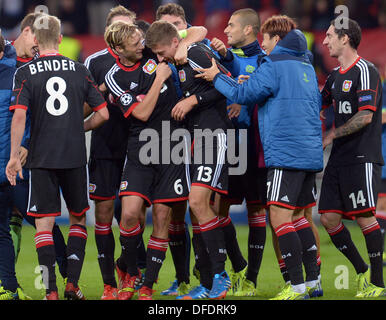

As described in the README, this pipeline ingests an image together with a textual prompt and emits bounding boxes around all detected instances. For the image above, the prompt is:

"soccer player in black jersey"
[104,21,206,300]
[146,20,233,300]
[320,18,385,297]
[9,12,69,281]
[83,5,143,300]
[6,14,109,300]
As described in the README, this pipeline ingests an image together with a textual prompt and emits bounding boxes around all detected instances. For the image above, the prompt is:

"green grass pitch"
[14,221,386,300]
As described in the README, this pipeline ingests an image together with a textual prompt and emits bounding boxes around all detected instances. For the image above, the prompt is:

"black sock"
[220,216,247,272]
[293,217,318,282]
[376,215,386,252]
[66,224,87,287]
[35,232,57,294]
[169,221,190,284]
[52,224,67,279]
[119,223,141,276]
[275,223,304,286]
[326,223,368,274]
[192,224,212,290]
[136,232,147,270]
[199,217,227,275]
[143,236,168,288]
[247,214,266,284]
[278,259,290,283]
[95,222,117,287]
[361,221,384,287]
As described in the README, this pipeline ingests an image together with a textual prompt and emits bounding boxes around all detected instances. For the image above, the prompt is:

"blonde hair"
[104,21,140,50]
[33,14,61,49]
[106,5,136,28]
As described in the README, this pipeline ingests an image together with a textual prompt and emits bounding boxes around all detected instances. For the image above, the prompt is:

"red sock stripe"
[292,217,310,231]
[69,225,88,239]
[120,222,142,237]
[147,236,169,252]
[317,254,321,266]
[278,259,286,269]
[199,217,220,232]
[326,223,344,236]
[168,221,186,235]
[95,222,112,235]
[274,223,295,237]
[35,231,54,249]
[376,211,386,220]
[192,223,201,234]
[219,216,231,227]
[361,221,381,235]
[248,214,266,227]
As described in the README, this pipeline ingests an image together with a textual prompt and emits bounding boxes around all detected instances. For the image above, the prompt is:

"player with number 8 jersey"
[6,14,109,300]
[10,54,106,169]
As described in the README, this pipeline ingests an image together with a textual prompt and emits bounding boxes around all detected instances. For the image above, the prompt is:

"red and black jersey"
[175,42,233,133]
[84,47,129,160]
[10,53,106,169]
[105,47,180,141]
[321,57,383,166]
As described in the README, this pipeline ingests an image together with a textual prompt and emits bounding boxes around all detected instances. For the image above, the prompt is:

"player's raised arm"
[174,26,208,65]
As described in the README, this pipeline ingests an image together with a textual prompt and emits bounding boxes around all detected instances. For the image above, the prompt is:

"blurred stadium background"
[1,0,385,225]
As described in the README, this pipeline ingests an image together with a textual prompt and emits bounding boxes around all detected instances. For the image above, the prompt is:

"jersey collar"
[339,56,361,74]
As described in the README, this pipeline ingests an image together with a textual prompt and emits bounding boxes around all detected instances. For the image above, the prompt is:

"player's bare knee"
[95,199,114,224]
[69,213,86,226]
[319,213,338,230]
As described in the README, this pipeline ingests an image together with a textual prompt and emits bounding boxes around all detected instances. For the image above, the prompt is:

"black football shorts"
[266,168,317,210]
[319,162,381,217]
[88,157,125,201]
[27,166,90,217]
[119,157,189,207]
[190,131,229,194]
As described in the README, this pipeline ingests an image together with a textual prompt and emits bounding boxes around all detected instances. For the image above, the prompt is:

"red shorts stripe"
[28,211,61,218]
[119,191,152,207]
[191,183,228,195]
[69,206,90,217]
[152,196,189,204]
[90,194,116,201]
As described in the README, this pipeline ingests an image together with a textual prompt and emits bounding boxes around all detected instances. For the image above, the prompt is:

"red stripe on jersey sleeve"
[9,104,28,111]
[93,101,107,111]
[358,105,376,111]
[124,102,140,118]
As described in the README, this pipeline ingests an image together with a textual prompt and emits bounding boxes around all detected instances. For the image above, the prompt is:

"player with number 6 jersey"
[6,14,108,300]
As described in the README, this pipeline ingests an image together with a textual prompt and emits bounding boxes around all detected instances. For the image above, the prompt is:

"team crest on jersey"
[89,184,96,193]
[342,80,352,92]
[245,65,255,73]
[143,59,157,75]
[120,181,128,191]
[179,70,186,82]
[120,93,133,106]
